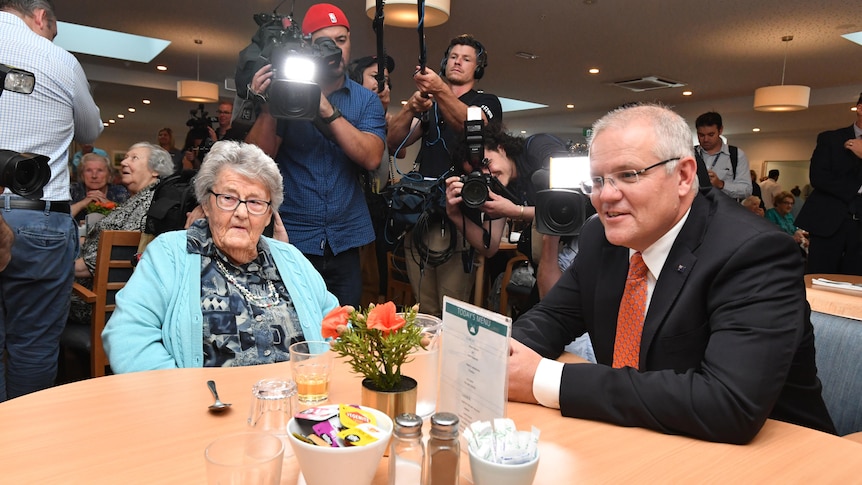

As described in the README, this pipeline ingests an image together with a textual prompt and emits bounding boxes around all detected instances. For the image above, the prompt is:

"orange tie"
[613,252,648,369]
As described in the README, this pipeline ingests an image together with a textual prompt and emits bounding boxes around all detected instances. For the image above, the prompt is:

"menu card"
[438,296,511,432]
[812,277,862,292]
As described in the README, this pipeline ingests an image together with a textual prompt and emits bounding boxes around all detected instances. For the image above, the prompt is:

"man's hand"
[707,170,725,189]
[412,66,447,98]
[404,91,434,116]
[249,64,273,100]
[844,138,862,159]
[444,175,464,218]
[184,205,205,229]
[507,339,542,404]
[271,213,289,243]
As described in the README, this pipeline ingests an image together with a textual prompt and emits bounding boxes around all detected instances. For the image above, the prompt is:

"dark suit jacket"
[512,188,835,444]
[795,125,862,236]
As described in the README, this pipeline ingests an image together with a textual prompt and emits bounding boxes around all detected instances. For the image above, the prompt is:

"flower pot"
[360,376,418,419]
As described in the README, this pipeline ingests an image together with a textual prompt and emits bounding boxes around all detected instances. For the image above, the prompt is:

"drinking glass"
[288,341,333,405]
[247,378,297,436]
[402,313,443,418]
[204,432,284,485]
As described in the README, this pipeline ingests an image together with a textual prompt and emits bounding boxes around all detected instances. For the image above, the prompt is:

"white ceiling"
[55,0,862,143]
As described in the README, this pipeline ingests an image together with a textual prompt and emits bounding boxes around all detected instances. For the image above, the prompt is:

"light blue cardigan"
[102,230,339,373]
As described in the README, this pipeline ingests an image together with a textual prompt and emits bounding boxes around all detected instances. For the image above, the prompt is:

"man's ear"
[677,156,698,194]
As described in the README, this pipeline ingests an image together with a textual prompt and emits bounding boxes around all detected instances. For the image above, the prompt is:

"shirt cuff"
[532,358,564,409]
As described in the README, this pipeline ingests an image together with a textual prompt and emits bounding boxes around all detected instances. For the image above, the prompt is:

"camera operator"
[0,0,103,400]
[245,3,385,307]
[386,34,502,317]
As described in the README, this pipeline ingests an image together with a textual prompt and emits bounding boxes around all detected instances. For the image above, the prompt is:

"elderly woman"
[69,152,129,221]
[766,191,809,248]
[73,142,174,279]
[102,141,338,372]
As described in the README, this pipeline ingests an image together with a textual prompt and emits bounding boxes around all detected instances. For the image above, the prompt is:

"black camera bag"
[145,170,198,237]
[382,173,443,243]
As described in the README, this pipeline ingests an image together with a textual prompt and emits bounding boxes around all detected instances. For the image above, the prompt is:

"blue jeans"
[0,207,78,401]
[304,245,361,307]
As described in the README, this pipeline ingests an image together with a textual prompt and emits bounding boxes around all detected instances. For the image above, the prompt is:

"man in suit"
[794,93,862,275]
[507,103,835,444]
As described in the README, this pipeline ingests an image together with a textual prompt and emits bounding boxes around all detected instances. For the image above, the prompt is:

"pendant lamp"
[177,39,219,103]
[365,0,450,27]
[753,36,810,112]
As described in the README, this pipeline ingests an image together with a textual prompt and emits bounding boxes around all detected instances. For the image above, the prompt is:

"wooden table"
[805,273,862,321]
[1,360,861,484]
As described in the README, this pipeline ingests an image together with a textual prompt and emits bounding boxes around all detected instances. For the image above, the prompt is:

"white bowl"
[287,404,393,485]
[469,446,540,485]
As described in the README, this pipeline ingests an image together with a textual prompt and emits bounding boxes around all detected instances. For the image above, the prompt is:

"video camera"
[185,103,217,156]
[533,152,594,236]
[253,12,342,119]
[0,64,51,199]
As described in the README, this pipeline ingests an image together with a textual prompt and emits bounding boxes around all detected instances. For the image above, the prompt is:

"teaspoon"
[207,380,232,413]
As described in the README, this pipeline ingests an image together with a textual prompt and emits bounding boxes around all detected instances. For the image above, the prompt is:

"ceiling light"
[753,36,809,112]
[366,0,450,28]
[142,99,151,105]
[682,90,693,96]
[128,107,136,113]
[566,104,575,109]
[401,100,408,105]
[117,114,125,119]
[852,106,858,112]
[752,128,761,132]
[515,52,539,60]
[156,65,168,71]
[177,39,219,103]
[108,119,115,124]
[103,122,109,127]
[588,68,599,74]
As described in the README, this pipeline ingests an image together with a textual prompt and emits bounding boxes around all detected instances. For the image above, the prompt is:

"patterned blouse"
[187,219,305,367]
[81,182,157,274]
[70,182,130,223]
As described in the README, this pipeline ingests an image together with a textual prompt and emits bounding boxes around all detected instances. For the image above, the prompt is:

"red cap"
[302,3,350,36]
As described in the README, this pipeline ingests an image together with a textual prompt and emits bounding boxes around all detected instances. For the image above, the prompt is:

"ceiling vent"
[611,76,686,92]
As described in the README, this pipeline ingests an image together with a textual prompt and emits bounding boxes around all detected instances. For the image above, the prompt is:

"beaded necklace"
[214,258,280,308]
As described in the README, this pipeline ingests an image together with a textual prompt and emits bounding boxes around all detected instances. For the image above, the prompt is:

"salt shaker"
[427,412,460,485]
[389,413,425,485]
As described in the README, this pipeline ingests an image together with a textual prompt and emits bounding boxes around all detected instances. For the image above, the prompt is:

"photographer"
[245,3,385,307]
[0,0,103,400]
[445,124,565,259]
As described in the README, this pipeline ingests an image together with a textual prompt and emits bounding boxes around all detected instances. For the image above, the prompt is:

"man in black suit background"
[507,103,835,444]
[795,92,862,275]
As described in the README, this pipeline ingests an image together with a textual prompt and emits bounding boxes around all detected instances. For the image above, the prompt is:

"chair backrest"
[500,253,530,317]
[90,230,141,377]
[810,311,862,435]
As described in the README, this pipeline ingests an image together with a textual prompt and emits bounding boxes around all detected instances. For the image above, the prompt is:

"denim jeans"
[304,245,361,307]
[0,207,78,401]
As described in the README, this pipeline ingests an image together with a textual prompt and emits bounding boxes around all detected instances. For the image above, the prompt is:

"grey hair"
[0,0,55,18]
[590,102,698,189]
[77,152,114,180]
[128,142,174,178]
[195,141,284,211]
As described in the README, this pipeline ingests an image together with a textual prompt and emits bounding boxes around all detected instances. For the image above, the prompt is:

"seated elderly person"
[73,142,174,279]
[765,191,809,248]
[102,141,338,372]
[70,152,129,222]
[741,195,764,216]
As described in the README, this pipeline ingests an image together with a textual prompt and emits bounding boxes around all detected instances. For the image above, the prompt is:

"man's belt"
[4,199,71,214]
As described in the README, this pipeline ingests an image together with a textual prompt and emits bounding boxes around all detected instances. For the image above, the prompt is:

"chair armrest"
[72,282,97,304]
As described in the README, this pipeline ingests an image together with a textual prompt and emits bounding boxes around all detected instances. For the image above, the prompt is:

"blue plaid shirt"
[0,12,103,201]
[275,75,385,256]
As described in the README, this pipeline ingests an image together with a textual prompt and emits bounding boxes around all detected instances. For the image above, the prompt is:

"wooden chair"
[499,253,530,317]
[67,230,142,378]
[386,250,416,309]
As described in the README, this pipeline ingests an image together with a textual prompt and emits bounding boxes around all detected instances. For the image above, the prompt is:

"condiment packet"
[467,418,540,465]
[293,404,382,448]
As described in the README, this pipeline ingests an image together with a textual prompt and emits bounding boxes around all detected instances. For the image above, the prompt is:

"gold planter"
[360,376,418,419]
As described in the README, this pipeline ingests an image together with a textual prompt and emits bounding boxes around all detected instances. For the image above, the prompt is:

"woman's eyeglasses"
[209,190,271,215]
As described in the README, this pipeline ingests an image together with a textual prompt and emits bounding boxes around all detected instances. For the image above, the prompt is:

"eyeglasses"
[216,110,232,115]
[208,190,271,215]
[582,158,681,195]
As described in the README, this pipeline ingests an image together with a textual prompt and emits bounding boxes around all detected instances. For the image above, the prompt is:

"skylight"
[55,22,170,63]
[499,97,547,113]
[841,31,862,47]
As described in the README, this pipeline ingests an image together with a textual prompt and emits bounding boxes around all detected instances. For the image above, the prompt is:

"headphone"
[439,34,488,80]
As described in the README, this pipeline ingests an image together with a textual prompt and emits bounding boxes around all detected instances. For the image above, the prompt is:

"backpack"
[694,145,739,187]
[145,170,198,237]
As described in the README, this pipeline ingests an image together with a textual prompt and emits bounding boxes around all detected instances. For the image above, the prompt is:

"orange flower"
[321,305,351,339]
[365,301,405,336]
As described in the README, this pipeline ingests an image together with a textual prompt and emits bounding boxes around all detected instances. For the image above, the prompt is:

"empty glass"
[247,378,297,436]
[402,314,443,418]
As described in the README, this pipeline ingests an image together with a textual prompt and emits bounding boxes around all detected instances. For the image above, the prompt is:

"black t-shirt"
[416,90,503,179]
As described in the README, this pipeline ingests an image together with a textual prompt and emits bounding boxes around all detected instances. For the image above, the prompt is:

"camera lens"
[461,176,489,209]
[0,150,51,200]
